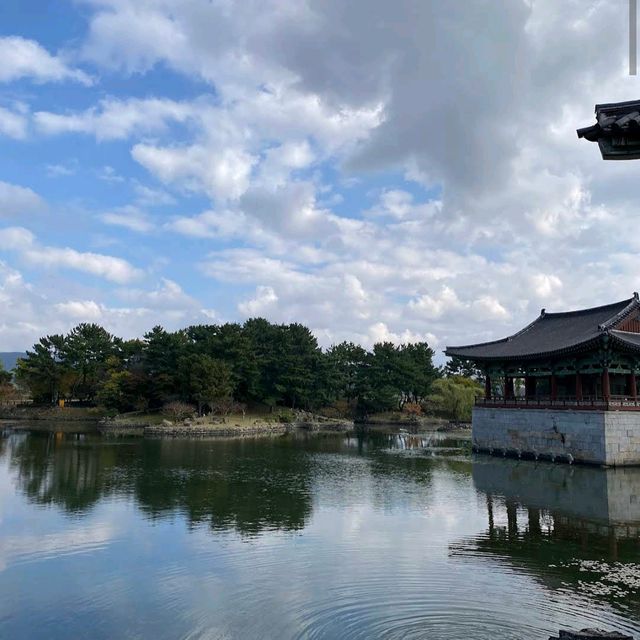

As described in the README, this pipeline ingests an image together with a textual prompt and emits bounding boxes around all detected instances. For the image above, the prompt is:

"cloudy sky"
[0,0,639,360]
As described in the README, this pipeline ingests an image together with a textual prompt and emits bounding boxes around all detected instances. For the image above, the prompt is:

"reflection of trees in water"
[133,438,313,535]
[7,431,123,513]
[4,432,313,536]
[450,459,640,617]
[5,429,473,535]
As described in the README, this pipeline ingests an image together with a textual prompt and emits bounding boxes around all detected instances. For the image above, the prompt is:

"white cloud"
[0,258,219,351]
[529,273,563,299]
[133,183,176,207]
[101,206,154,233]
[24,247,141,283]
[34,96,197,140]
[54,300,104,321]
[366,322,439,349]
[131,142,256,202]
[0,182,45,218]
[0,36,92,85]
[0,226,142,284]
[0,105,28,139]
[166,209,246,239]
[97,165,126,183]
[407,286,464,319]
[116,278,200,310]
[3,1,640,359]
[0,226,35,249]
[28,247,142,284]
[238,286,278,316]
[45,162,77,177]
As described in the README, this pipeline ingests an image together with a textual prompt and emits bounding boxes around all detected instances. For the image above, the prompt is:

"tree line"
[8,322,481,420]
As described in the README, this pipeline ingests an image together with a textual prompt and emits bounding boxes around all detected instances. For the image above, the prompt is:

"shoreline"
[101,417,355,438]
[0,407,469,438]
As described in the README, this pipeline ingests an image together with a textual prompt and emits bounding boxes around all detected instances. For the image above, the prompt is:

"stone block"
[550,629,633,639]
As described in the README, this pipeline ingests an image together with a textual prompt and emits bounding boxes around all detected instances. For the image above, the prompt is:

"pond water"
[0,427,639,639]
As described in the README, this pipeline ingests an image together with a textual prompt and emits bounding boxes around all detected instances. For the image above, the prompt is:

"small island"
[0,318,481,437]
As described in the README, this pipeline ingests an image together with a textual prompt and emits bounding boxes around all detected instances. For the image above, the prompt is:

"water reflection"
[2,428,640,639]
[6,429,471,535]
[7,431,315,535]
[451,458,640,624]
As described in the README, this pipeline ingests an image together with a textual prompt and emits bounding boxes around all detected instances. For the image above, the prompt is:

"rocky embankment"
[99,411,354,438]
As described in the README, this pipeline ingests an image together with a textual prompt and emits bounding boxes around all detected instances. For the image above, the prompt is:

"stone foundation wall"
[472,407,640,466]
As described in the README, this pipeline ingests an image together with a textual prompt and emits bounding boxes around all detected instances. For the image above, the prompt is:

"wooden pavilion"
[446,294,640,411]
[577,99,640,160]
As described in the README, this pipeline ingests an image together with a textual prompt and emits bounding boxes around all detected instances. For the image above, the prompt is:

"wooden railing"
[475,395,640,411]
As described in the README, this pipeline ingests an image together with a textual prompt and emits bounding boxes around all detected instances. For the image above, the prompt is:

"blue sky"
[1,1,640,360]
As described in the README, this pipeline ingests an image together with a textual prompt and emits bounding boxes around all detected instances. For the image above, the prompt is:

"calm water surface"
[0,427,639,639]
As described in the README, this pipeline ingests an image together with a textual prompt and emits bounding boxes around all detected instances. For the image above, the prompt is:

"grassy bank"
[0,405,107,422]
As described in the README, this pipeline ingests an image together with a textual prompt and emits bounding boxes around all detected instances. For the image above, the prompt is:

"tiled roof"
[446,296,639,361]
[577,100,640,159]
[610,329,640,349]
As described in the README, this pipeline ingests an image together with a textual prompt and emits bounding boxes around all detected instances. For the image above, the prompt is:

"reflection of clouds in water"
[1,432,639,638]
[171,467,495,638]
[0,520,120,571]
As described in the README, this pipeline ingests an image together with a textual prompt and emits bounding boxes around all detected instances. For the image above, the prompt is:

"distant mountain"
[0,352,26,372]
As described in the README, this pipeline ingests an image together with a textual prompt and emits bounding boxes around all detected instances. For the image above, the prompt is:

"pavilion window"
[525,376,536,398]
[611,374,627,397]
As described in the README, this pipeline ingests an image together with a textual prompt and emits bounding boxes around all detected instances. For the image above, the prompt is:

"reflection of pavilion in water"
[473,457,640,536]
[450,458,640,614]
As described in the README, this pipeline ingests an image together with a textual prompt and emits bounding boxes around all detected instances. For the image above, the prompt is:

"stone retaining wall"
[144,423,293,437]
[473,406,640,466]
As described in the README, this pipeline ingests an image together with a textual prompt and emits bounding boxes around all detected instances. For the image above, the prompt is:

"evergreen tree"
[324,342,369,404]
[143,326,188,405]
[15,335,69,404]
[278,323,322,409]
[62,323,118,401]
[0,363,11,386]
[178,353,233,415]
[444,356,483,380]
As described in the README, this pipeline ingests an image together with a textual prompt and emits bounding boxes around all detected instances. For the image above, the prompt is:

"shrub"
[276,410,295,423]
[427,377,483,422]
[162,401,196,421]
[402,402,422,416]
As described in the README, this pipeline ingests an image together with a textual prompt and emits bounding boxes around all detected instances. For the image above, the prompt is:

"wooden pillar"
[550,374,558,401]
[487,495,495,539]
[528,508,541,536]
[602,367,611,401]
[485,374,492,400]
[629,372,637,400]
[506,501,518,539]
[575,372,583,402]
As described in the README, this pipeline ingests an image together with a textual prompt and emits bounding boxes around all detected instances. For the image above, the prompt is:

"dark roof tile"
[446,297,638,361]
[578,100,640,159]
